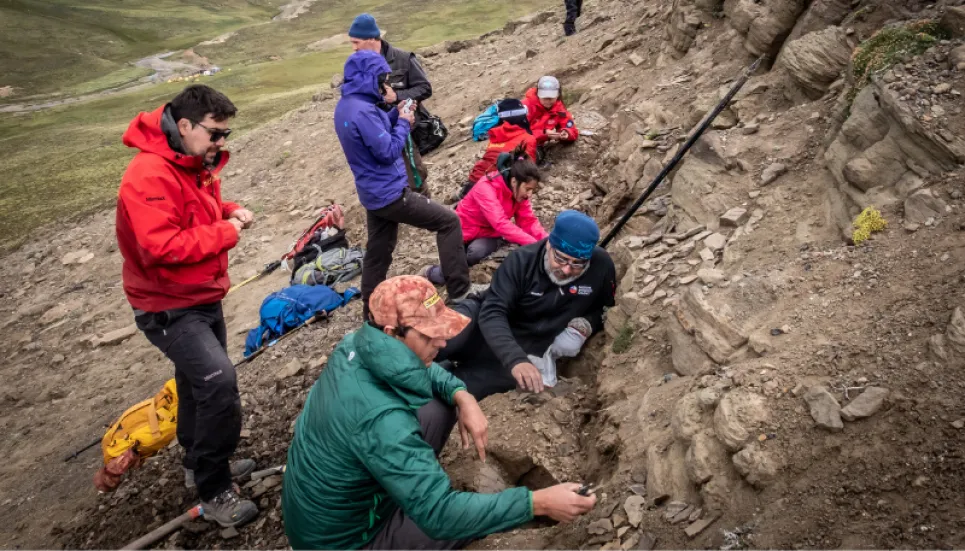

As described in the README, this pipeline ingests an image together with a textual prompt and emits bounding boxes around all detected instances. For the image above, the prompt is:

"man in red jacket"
[115,85,258,528]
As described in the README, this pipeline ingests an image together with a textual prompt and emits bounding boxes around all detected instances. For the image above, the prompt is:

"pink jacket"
[456,173,548,245]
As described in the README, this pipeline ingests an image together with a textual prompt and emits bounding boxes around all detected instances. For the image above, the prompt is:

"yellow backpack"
[101,379,179,464]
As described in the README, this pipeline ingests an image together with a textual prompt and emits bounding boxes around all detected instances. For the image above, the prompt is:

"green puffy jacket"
[282,322,534,549]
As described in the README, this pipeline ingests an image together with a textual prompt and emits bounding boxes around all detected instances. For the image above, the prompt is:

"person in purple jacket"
[335,50,470,317]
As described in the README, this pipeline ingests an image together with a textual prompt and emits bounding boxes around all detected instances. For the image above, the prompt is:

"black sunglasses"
[195,121,232,142]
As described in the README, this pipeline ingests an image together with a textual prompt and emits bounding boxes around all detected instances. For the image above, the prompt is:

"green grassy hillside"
[0,0,551,251]
[0,0,282,99]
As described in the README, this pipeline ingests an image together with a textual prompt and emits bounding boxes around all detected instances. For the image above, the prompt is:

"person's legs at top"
[373,189,470,301]
[362,205,401,319]
[563,0,580,35]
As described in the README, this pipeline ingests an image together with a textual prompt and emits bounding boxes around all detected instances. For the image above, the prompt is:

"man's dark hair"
[170,85,237,123]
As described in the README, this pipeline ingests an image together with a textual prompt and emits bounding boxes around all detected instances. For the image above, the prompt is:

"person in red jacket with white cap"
[115,84,258,528]
[521,76,579,154]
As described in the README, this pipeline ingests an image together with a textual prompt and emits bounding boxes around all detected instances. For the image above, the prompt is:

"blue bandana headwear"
[548,210,599,260]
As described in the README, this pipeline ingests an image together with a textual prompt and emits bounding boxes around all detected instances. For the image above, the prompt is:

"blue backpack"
[244,284,359,356]
[472,103,500,141]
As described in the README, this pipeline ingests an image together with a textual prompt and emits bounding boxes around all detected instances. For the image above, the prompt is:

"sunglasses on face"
[551,247,588,269]
[195,121,232,142]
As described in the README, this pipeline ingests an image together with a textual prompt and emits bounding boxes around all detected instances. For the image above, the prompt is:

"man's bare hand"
[454,390,488,461]
[399,107,415,125]
[227,218,245,234]
[229,208,254,228]
[532,483,597,522]
[383,83,398,104]
[511,362,544,393]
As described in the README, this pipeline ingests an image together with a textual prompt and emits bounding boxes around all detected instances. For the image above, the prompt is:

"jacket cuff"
[448,386,467,406]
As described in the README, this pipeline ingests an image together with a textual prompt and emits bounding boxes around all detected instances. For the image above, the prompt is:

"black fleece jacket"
[381,40,432,103]
[479,239,616,370]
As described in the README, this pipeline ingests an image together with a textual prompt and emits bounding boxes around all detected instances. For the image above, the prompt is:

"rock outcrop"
[724,0,808,58]
[825,77,965,235]
[778,26,852,98]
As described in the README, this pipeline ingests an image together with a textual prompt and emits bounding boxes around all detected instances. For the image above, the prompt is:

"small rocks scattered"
[804,386,843,432]
[89,324,138,348]
[719,207,749,228]
[275,359,305,380]
[623,495,646,528]
[703,233,727,251]
[684,512,720,538]
[61,250,94,266]
[761,162,787,185]
[840,387,889,421]
[588,518,613,535]
[696,268,725,285]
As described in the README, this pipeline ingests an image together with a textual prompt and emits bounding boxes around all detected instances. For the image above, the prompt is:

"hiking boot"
[185,458,257,490]
[201,488,259,528]
[448,283,490,304]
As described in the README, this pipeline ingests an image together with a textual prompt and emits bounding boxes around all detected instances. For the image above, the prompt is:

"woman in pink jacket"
[425,146,547,285]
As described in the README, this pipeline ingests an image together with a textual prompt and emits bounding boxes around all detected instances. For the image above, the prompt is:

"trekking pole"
[64,436,102,463]
[227,260,282,295]
[121,504,204,550]
[600,56,764,249]
[226,206,341,295]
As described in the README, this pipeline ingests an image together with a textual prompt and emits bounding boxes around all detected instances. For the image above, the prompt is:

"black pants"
[564,0,583,34]
[363,189,470,317]
[362,399,473,550]
[426,238,504,285]
[135,302,242,501]
[436,299,518,402]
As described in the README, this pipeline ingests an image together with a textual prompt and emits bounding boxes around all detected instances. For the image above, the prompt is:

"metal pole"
[121,504,203,550]
[600,56,764,249]
[63,436,102,463]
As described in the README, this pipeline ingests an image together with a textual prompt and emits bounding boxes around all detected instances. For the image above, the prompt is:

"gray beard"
[544,250,588,287]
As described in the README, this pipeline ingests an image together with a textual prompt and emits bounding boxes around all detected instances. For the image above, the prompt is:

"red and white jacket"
[522,87,580,145]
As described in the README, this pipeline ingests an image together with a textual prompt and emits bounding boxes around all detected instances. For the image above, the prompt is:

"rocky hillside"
[2,0,965,548]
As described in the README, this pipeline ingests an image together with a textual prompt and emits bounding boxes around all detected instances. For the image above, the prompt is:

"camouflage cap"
[369,276,470,340]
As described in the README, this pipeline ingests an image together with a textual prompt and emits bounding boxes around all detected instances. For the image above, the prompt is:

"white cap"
[537,76,560,99]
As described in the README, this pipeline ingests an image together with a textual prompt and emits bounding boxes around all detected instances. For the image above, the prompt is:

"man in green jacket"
[282,275,597,549]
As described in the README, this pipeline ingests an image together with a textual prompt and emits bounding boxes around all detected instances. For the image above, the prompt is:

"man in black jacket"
[439,210,616,400]
[349,13,432,196]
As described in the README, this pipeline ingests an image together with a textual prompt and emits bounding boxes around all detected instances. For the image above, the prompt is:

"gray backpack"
[291,247,364,287]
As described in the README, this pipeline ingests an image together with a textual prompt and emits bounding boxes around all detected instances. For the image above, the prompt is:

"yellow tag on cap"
[423,293,441,310]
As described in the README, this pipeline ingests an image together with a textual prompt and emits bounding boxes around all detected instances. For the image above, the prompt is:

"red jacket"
[456,173,548,246]
[522,87,579,145]
[467,123,538,183]
[115,105,241,312]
